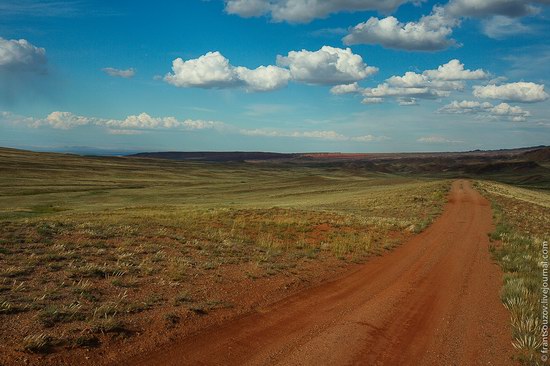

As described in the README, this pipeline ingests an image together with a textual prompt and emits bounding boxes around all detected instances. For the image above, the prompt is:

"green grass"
[0,147,450,357]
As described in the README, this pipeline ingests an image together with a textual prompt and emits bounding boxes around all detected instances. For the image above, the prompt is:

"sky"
[0,0,549,153]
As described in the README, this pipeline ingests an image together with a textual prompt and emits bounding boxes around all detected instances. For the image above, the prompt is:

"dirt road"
[130,180,514,366]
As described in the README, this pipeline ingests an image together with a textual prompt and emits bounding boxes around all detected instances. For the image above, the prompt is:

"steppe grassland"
[0,148,449,354]
[477,180,550,365]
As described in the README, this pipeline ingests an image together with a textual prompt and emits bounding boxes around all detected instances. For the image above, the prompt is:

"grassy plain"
[0,147,449,363]
[477,180,550,365]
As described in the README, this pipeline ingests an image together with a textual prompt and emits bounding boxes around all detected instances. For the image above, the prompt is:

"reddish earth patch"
[126,180,515,366]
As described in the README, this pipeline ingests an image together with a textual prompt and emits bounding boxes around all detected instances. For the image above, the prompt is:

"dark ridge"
[520,147,550,162]
[129,151,297,162]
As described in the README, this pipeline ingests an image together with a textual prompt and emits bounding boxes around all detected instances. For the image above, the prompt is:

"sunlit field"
[0,148,449,363]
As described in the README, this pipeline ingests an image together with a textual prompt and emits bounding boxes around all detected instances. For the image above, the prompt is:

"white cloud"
[164,51,290,91]
[362,83,449,100]
[417,135,463,144]
[387,71,465,91]
[351,134,390,142]
[107,129,144,135]
[490,102,531,121]
[439,100,532,121]
[240,128,389,141]
[330,82,363,95]
[102,67,136,78]
[343,7,458,51]
[164,52,238,88]
[423,59,488,81]
[336,60,488,106]
[164,47,376,91]
[240,128,348,140]
[181,119,223,130]
[3,111,225,131]
[361,97,384,104]
[234,65,291,91]
[43,111,92,129]
[0,37,46,72]
[438,100,493,113]
[224,0,415,23]
[0,111,35,126]
[276,46,378,85]
[103,113,224,130]
[340,1,548,51]
[473,82,549,102]
[445,0,544,18]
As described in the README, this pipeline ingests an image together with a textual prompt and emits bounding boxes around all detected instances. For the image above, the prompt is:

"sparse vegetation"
[0,147,450,364]
[22,333,54,353]
[477,180,550,365]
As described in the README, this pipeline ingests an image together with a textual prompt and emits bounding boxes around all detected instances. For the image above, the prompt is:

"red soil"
[127,180,514,366]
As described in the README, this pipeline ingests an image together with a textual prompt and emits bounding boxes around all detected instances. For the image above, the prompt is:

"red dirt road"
[129,180,514,366]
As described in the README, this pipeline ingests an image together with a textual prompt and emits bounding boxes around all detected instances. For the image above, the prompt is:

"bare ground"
[126,180,514,366]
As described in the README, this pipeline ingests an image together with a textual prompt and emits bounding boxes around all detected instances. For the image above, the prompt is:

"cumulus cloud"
[490,102,531,121]
[164,51,290,91]
[224,0,415,23]
[276,46,378,85]
[102,67,136,78]
[389,60,485,94]
[423,59,488,81]
[104,113,224,130]
[343,7,458,51]
[164,47,373,91]
[0,37,49,103]
[234,65,291,92]
[387,71,465,91]
[3,110,224,131]
[362,83,449,100]
[439,100,532,121]
[164,52,238,88]
[362,62,473,101]
[0,37,46,71]
[44,111,92,129]
[330,82,363,95]
[473,82,548,102]
[344,60,488,106]
[341,1,549,49]
[438,100,493,113]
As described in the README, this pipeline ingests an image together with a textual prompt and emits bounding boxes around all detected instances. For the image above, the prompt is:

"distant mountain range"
[129,146,549,163]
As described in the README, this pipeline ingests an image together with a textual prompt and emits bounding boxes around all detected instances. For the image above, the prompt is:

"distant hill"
[126,146,550,189]
[128,146,549,163]
[520,147,550,162]
[129,151,297,162]
[1,145,549,189]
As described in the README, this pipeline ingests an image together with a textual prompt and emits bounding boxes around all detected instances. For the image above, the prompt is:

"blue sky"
[0,0,549,153]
